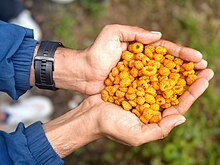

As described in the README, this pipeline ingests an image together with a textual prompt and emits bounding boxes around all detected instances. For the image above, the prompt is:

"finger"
[163,69,214,117]
[194,59,208,70]
[196,68,214,80]
[121,42,129,51]
[152,39,202,62]
[140,115,186,142]
[103,24,162,44]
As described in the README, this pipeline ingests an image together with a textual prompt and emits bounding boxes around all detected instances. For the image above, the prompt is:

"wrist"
[30,45,90,93]
[53,47,88,91]
[29,44,38,87]
[43,101,101,158]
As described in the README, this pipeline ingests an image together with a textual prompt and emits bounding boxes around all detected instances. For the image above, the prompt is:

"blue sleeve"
[0,21,37,100]
[0,122,64,165]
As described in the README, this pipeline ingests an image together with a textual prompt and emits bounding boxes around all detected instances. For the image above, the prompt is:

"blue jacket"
[0,21,64,165]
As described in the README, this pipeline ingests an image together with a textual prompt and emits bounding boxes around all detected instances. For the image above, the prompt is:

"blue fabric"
[0,21,37,100]
[0,122,64,165]
[0,21,64,165]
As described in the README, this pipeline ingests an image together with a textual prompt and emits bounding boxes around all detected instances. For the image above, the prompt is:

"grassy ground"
[25,0,220,164]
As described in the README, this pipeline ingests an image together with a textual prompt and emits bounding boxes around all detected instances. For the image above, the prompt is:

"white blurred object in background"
[10,10,42,41]
[68,94,84,109]
[0,96,53,132]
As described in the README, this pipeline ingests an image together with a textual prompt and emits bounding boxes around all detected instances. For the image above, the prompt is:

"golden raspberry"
[122,101,132,111]
[137,96,145,105]
[134,61,144,70]
[150,103,160,111]
[122,51,135,61]
[144,48,154,59]
[105,78,113,86]
[145,94,156,104]
[149,115,160,123]
[186,74,197,85]
[102,42,197,124]
[112,67,119,77]
[119,71,130,79]
[130,67,139,77]
[140,115,149,124]
[132,109,141,117]
[131,42,144,53]
[182,62,194,71]
[135,53,145,61]
[120,78,131,87]
[156,46,167,55]
[142,66,157,76]
[154,53,164,61]
[116,90,125,98]
[125,93,137,100]
[174,58,183,65]
[159,67,170,76]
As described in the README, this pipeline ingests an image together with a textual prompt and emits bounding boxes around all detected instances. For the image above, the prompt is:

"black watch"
[34,41,63,90]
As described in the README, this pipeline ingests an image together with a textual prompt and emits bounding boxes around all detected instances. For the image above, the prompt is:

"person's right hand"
[82,25,162,95]
[30,25,162,94]
[31,24,209,96]
[78,24,209,95]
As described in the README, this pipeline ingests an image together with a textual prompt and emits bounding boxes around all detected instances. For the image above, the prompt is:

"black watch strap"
[34,41,63,90]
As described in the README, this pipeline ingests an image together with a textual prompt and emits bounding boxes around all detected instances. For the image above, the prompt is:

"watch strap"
[34,41,63,90]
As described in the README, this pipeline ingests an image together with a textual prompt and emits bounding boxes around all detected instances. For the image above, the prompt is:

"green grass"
[52,14,77,48]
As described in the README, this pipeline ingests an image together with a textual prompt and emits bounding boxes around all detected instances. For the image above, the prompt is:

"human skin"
[43,66,213,158]
[28,24,213,158]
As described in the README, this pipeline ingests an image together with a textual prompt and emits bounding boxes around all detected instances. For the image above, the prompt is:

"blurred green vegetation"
[31,0,220,164]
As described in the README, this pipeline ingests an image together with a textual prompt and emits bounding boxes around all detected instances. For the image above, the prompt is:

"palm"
[78,25,213,145]
[85,34,123,94]
[84,25,209,96]
[99,101,143,138]
[87,66,213,145]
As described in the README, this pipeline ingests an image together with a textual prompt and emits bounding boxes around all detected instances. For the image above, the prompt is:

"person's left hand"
[88,68,213,145]
[44,68,213,158]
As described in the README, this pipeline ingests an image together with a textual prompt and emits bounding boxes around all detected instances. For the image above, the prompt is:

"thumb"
[141,115,186,142]
[158,115,186,138]
[102,24,162,44]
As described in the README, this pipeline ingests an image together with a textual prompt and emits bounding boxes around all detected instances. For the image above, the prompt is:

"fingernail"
[150,31,162,35]
[174,118,186,127]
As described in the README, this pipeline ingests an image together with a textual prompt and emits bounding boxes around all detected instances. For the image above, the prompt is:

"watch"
[34,41,63,90]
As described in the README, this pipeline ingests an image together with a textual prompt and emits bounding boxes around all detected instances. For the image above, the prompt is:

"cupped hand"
[43,69,213,158]
[83,68,213,146]
[83,24,208,95]
[83,24,162,94]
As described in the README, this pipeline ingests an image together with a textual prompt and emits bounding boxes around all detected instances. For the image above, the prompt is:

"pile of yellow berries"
[101,42,197,124]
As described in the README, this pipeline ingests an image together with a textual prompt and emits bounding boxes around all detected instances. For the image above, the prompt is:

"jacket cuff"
[24,122,64,165]
[12,28,37,98]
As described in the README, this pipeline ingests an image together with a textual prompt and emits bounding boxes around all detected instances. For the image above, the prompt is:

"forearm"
[0,21,37,99]
[43,104,101,158]
[30,45,90,93]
